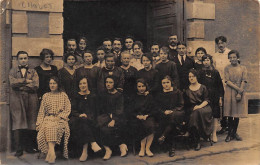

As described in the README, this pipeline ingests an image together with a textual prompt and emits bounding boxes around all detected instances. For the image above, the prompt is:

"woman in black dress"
[156,75,185,157]
[74,50,100,94]
[184,69,213,151]
[137,53,160,95]
[69,77,101,162]
[199,54,224,143]
[129,78,157,157]
[194,47,207,71]
[58,53,77,99]
[35,48,58,99]
[97,76,128,160]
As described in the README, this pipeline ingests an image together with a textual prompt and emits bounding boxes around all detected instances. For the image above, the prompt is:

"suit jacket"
[173,55,195,91]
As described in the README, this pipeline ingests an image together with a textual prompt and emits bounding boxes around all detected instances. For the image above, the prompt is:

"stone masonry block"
[49,13,63,34]
[12,11,28,33]
[187,21,204,38]
[11,0,63,12]
[12,37,64,57]
[187,40,215,56]
[186,1,215,20]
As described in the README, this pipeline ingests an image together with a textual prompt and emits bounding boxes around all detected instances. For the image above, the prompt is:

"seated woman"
[69,77,102,161]
[156,75,185,157]
[184,69,213,151]
[36,76,71,164]
[97,76,128,160]
[129,78,158,157]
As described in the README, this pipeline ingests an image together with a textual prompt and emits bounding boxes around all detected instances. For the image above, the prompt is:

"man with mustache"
[150,42,161,69]
[112,38,123,66]
[65,38,83,68]
[213,36,231,135]
[168,35,179,61]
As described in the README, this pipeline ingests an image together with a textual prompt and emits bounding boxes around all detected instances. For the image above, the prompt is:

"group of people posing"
[9,35,248,164]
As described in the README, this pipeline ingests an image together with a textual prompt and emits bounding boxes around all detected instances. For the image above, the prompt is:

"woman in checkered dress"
[36,76,71,164]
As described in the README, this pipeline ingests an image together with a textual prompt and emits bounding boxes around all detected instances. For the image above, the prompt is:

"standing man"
[168,34,179,61]
[150,42,161,68]
[213,36,231,134]
[65,38,84,68]
[112,38,123,66]
[173,42,195,91]
[123,35,134,56]
[103,38,113,53]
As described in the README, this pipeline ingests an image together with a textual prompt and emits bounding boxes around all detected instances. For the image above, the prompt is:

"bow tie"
[19,65,28,69]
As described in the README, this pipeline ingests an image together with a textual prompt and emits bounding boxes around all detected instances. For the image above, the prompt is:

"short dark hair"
[96,45,106,53]
[160,46,170,55]
[228,50,240,59]
[177,41,187,47]
[67,38,77,44]
[162,75,173,85]
[136,78,149,92]
[104,75,116,89]
[141,53,153,64]
[105,53,116,60]
[150,42,160,48]
[201,54,213,64]
[49,76,62,92]
[40,48,54,61]
[113,37,122,44]
[195,47,207,56]
[103,38,112,43]
[188,69,199,81]
[63,53,77,63]
[133,41,143,50]
[215,36,227,44]
[76,77,89,92]
[78,36,87,43]
[17,51,28,58]
[125,35,134,41]
[83,50,93,57]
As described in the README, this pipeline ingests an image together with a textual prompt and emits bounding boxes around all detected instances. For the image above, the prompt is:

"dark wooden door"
[147,0,184,47]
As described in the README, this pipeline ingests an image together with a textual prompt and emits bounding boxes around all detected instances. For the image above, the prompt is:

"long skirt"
[188,105,213,140]
[97,114,125,146]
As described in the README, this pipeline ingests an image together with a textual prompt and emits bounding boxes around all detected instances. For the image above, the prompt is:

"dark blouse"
[35,65,58,98]
[155,61,180,89]
[58,68,75,99]
[137,68,160,94]
[156,89,184,113]
[121,66,138,97]
[98,91,124,122]
[74,66,100,93]
[194,62,203,71]
[70,92,97,120]
[97,67,125,93]
[129,94,157,119]
[184,85,210,113]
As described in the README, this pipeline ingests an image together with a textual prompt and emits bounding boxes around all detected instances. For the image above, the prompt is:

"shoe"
[25,148,38,154]
[146,149,154,157]
[217,127,228,134]
[91,142,101,153]
[194,143,201,151]
[48,153,56,164]
[225,135,233,142]
[233,133,242,141]
[158,136,165,144]
[103,147,112,160]
[119,144,128,157]
[14,150,23,157]
[138,150,145,157]
[169,147,175,157]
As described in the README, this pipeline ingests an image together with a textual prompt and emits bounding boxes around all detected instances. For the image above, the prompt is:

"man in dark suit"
[112,38,123,66]
[173,41,195,91]
[168,35,179,61]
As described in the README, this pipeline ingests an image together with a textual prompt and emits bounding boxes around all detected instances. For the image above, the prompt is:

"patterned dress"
[36,92,71,159]
[224,64,248,117]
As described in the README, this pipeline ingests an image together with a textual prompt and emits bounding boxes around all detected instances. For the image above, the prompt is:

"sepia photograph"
[0,0,259,164]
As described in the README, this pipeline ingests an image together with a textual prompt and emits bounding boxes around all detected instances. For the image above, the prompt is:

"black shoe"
[194,143,201,151]
[169,147,175,157]
[14,150,23,157]
[225,135,233,142]
[217,127,228,134]
[25,148,38,153]
[232,133,242,141]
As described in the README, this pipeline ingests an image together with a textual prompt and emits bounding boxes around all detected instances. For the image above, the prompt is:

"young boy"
[94,46,106,68]
[9,51,39,156]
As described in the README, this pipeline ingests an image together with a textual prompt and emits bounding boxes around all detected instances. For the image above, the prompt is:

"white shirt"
[130,58,144,71]
[213,48,231,80]
[178,54,186,65]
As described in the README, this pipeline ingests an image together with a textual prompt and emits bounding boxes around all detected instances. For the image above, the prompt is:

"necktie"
[181,56,185,65]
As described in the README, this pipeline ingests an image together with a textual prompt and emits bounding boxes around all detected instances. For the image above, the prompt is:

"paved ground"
[1,114,260,165]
